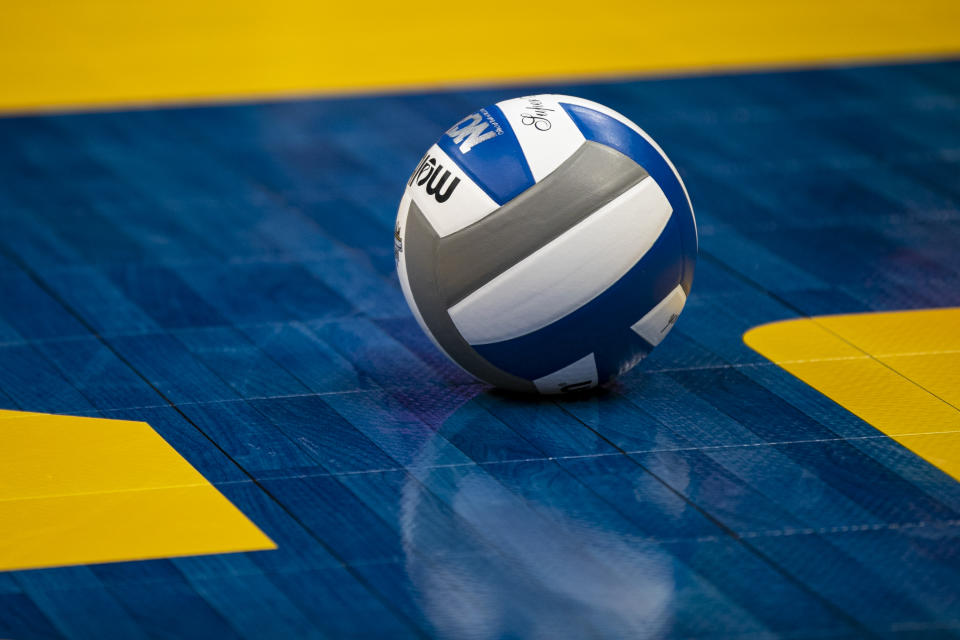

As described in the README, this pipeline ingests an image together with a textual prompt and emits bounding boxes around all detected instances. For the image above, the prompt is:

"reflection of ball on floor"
[401,392,680,639]
[395,94,697,393]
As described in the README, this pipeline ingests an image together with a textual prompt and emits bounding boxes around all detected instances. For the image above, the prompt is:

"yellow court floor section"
[0,410,275,572]
[2,1,960,113]
[745,308,960,482]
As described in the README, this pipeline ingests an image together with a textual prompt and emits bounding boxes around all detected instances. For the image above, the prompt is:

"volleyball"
[395,94,697,393]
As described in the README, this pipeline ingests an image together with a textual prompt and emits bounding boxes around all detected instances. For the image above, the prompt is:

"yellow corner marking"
[2,1,960,114]
[0,412,274,572]
[745,308,960,481]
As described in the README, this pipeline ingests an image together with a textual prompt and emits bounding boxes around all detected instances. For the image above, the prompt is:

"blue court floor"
[1,60,960,638]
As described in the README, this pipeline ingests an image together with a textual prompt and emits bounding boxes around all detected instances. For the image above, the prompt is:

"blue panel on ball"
[561,102,697,292]
[437,104,536,205]
[472,212,684,381]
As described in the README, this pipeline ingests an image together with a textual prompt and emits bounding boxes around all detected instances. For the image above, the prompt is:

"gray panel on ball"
[404,201,537,392]
[437,141,649,306]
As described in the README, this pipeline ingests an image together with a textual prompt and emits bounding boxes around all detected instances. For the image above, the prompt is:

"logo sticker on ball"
[394,222,403,263]
[409,154,460,203]
[445,109,503,154]
[519,97,553,131]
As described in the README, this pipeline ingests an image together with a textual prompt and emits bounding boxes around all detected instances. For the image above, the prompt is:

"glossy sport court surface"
[2,55,960,638]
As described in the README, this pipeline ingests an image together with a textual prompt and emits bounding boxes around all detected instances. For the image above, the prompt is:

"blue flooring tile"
[174,399,323,479]
[0,593,64,640]
[33,336,163,411]
[1,59,959,637]
[103,333,241,404]
[250,394,403,474]
[0,268,90,342]
[33,265,163,336]
[0,343,95,413]
[104,577,243,640]
[267,568,419,639]
[175,326,313,399]
[185,574,323,640]
[175,262,353,326]
[749,532,951,633]
[15,582,149,640]
[260,474,406,567]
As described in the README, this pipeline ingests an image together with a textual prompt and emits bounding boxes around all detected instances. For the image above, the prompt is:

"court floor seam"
[190,427,960,484]
[0,353,899,417]
[7,405,960,483]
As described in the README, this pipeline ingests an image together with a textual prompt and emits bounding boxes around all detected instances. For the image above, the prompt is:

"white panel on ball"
[497,95,586,182]
[448,177,673,345]
[408,144,499,238]
[533,353,599,394]
[630,285,687,346]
